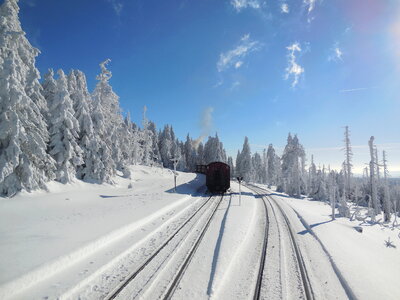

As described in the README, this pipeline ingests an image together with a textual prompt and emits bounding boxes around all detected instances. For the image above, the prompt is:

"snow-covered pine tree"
[203,134,226,164]
[235,150,241,178]
[140,105,154,166]
[92,59,124,170]
[261,148,267,184]
[227,156,234,178]
[0,0,55,196]
[159,125,173,168]
[196,142,205,165]
[184,134,197,171]
[308,154,318,196]
[119,112,134,165]
[328,170,337,220]
[252,152,263,183]
[148,121,161,165]
[67,70,104,181]
[47,69,83,183]
[91,67,116,182]
[238,136,252,182]
[266,144,277,187]
[280,133,305,197]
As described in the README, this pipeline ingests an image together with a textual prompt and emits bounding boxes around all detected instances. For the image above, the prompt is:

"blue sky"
[18,0,400,174]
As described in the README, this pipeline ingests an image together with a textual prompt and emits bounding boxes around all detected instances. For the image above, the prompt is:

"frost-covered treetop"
[96,59,112,83]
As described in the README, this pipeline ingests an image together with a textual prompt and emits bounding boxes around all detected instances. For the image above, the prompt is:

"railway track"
[104,193,225,300]
[247,184,315,300]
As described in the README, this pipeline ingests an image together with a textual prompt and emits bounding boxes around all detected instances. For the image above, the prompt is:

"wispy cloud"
[231,0,262,12]
[230,81,241,90]
[304,0,317,14]
[328,43,343,62]
[339,87,377,93]
[285,43,304,87]
[281,3,289,14]
[217,34,261,72]
[107,0,123,16]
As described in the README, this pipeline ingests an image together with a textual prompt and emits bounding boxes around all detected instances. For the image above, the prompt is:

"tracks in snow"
[105,193,225,300]
[248,184,315,300]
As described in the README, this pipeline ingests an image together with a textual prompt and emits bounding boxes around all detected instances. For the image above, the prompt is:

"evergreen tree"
[238,137,252,181]
[266,144,277,186]
[148,121,161,165]
[92,59,124,169]
[280,133,305,197]
[67,70,102,181]
[204,134,226,164]
[197,142,205,165]
[91,64,116,182]
[227,156,234,178]
[47,69,83,183]
[0,0,55,196]
[159,125,173,168]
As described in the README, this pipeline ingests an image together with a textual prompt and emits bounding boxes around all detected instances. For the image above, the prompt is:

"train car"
[206,162,230,193]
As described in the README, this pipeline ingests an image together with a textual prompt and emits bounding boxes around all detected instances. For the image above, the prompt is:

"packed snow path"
[249,184,314,300]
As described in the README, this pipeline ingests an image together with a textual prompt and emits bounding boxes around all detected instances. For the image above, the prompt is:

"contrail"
[339,86,377,93]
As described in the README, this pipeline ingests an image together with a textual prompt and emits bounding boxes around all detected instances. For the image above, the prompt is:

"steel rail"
[247,184,315,300]
[105,194,215,300]
[162,193,226,300]
[253,191,270,300]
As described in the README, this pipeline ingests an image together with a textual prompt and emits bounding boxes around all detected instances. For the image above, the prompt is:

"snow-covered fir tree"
[203,134,226,164]
[90,64,116,182]
[279,134,306,197]
[266,144,278,186]
[227,156,235,178]
[148,121,161,165]
[92,59,124,170]
[0,0,55,196]
[236,136,252,181]
[159,125,173,168]
[67,70,103,181]
[46,69,83,183]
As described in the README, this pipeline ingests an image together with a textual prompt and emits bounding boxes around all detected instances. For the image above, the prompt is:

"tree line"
[0,0,231,197]
[233,130,400,224]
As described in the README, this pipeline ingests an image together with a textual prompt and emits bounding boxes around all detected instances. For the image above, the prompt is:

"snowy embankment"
[256,185,400,300]
[0,166,204,299]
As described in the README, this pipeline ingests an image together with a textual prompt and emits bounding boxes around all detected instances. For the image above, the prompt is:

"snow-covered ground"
[0,166,204,299]
[1,167,399,300]
[255,184,400,300]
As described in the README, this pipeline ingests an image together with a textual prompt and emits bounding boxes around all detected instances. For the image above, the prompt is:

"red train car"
[206,162,230,193]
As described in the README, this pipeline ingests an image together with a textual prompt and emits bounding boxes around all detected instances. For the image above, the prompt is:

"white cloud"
[285,43,304,87]
[329,43,343,62]
[281,3,289,14]
[217,34,261,72]
[231,0,261,12]
[304,0,316,14]
[107,0,123,16]
[235,61,243,69]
